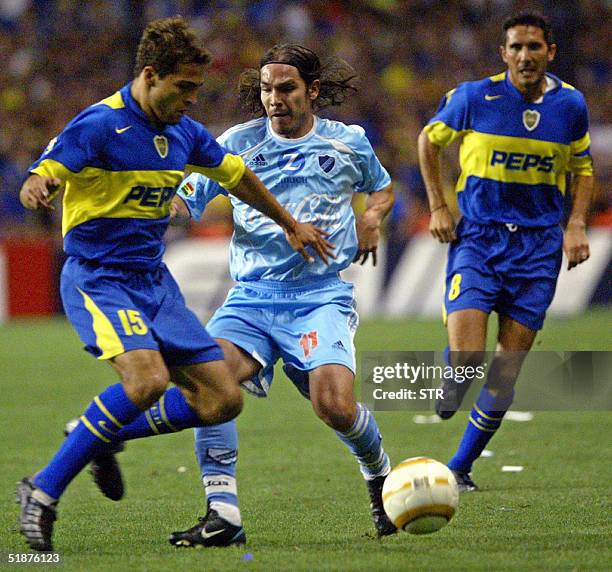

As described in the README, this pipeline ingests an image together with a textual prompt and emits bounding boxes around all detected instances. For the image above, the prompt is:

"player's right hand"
[19,175,61,211]
[429,206,457,243]
[285,223,335,265]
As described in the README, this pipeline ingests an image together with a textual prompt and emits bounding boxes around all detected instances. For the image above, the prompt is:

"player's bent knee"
[203,388,243,425]
[218,391,244,423]
[122,369,170,409]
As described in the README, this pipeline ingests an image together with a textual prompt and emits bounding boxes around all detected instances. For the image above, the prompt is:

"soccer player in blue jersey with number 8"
[418,12,594,491]
[166,44,396,545]
[16,18,332,552]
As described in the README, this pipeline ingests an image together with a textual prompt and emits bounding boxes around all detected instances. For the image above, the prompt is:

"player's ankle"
[210,501,242,527]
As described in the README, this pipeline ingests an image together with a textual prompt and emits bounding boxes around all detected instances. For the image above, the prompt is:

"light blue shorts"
[206,275,358,398]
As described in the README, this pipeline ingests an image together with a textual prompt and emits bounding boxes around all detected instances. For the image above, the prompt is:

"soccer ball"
[382,457,459,534]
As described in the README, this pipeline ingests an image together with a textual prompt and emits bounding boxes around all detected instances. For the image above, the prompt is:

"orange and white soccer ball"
[382,457,459,534]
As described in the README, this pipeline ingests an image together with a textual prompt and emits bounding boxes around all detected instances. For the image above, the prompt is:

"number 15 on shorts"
[117,309,149,336]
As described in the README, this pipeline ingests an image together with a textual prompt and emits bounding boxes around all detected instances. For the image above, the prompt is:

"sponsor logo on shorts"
[332,340,347,352]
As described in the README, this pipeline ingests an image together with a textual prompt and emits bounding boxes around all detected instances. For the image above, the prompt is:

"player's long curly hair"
[134,16,211,78]
[239,44,358,116]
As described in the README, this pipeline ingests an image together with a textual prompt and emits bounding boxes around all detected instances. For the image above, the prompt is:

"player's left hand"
[354,218,380,266]
[563,222,590,270]
[286,223,335,264]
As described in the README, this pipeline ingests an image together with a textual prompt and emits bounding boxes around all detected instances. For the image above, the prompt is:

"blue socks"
[448,387,515,473]
[194,422,241,526]
[34,383,141,500]
[335,403,391,480]
[33,385,210,501]
[117,387,202,440]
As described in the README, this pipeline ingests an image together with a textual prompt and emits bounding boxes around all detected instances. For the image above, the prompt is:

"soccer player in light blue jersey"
[166,44,396,545]
[16,19,331,552]
[418,12,594,492]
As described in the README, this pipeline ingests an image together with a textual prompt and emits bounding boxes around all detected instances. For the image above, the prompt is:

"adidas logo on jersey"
[332,340,346,352]
[250,153,267,167]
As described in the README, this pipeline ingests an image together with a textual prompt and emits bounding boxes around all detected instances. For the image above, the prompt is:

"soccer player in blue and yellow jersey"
[418,12,594,491]
[16,18,332,551]
[163,44,395,545]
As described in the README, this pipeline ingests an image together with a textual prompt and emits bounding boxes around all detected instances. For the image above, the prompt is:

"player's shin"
[116,386,203,439]
[195,423,241,526]
[447,386,515,473]
[33,383,141,500]
[335,403,391,480]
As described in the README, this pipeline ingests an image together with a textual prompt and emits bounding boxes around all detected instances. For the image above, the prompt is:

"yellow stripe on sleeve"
[96,91,125,109]
[488,71,506,82]
[424,121,466,148]
[569,155,594,176]
[77,288,125,360]
[570,133,591,155]
[31,158,72,180]
[569,133,593,176]
[186,153,246,190]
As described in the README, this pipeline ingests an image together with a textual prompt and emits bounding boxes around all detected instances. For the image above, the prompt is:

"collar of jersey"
[503,71,562,104]
[120,83,169,133]
[266,115,318,144]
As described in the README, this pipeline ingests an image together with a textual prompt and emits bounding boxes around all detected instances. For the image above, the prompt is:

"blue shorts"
[61,257,223,366]
[444,219,563,331]
[206,276,359,398]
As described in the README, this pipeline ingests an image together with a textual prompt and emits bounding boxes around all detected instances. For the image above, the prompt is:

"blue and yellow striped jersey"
[425,72,593,227]
[29,83,245,269]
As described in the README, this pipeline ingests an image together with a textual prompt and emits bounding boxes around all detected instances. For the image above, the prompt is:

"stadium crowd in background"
[1,0,610,245]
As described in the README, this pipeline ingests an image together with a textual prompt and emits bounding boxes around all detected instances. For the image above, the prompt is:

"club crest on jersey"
[318,155,335,173]
[522,110,540,131]
[153,135,169,158]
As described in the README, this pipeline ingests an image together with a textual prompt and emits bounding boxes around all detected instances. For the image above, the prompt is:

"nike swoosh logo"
[98,420,115,434]
[484,95,503,101]
[200,528,225,540]
[115,126,132,134]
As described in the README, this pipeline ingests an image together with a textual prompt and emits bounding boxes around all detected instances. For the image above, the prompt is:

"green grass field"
[1,311,610,571]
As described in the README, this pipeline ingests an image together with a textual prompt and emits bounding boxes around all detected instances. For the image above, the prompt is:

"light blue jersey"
[178,116,390,282]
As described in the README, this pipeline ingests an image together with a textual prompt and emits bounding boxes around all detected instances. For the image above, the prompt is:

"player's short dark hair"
[134,16,211,78]
[502,12,553,46]
[238,44,358,116]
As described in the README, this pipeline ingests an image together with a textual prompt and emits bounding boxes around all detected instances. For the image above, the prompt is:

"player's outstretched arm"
[564,174,593,270]
[229,167,335,264]
[19,174,62,211]
[354,185,394,266]
[417,130,456,243]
